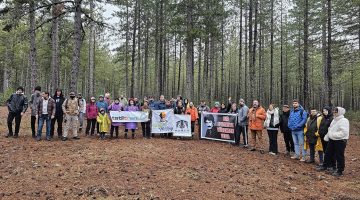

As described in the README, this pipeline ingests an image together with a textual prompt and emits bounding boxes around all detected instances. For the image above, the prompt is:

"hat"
[283,105,290,108]
[69,91,75,95]
[214,101,220,106]
[99,95,104,98]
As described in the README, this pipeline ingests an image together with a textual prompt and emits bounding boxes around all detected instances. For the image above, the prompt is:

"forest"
[0,0,359,110]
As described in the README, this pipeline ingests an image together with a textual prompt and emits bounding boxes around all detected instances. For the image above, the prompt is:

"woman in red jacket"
[86,97,98,136]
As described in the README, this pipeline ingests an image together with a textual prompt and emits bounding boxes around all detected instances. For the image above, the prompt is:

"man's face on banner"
[160,112,166,122]
[205,119,214,129]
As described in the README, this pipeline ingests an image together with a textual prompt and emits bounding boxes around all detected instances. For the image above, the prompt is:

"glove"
[324,134,329,142]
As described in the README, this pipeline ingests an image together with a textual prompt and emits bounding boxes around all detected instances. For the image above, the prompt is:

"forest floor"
[0,107,359,200]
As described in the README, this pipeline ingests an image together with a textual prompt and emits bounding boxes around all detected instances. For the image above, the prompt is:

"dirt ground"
[0,107,359,200]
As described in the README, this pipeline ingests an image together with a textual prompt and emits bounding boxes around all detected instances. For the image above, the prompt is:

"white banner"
[173,114,192,137]
[110,111,149,122]
[151,109,175,133]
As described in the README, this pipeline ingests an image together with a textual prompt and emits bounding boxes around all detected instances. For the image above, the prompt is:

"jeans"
[292,130,306,159]
[79,112,85,129]
[7,112,22,135]
[37,114,51,138]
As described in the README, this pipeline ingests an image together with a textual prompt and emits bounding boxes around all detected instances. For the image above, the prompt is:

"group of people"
[6,86,350,176]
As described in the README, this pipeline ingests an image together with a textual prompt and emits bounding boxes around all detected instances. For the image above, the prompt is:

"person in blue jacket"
[288,99,308,162]
[155,95,167,110]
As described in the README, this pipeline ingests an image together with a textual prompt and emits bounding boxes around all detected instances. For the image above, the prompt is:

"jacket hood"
[337,107,346,116]
[322,105,333,117]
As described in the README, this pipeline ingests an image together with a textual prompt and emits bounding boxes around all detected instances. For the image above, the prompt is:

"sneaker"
[316,166,327,171]
[300,158,306,162]
[73,136,80,140]
[13,134,19,138]
[61,137,68,141]
[291,155,299,160]
[305,159,315,164]
[46,137,51,141]
[32,134,36,138]
[269,152,276,156]
[249,148,256,151]
[332,171,343,177]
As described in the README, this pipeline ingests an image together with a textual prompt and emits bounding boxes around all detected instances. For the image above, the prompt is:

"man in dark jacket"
[36,92,56,141]
[6,86,28,138]
[318,106,334,166]
[279,105,294,155]
[51,89,65,138]
[29,86,42,138]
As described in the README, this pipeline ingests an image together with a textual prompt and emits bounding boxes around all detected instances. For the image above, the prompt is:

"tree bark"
[88,0,95,98]
[303,0,310,110]
[185,0,194,100]
[130,0,138,98]
[69,0,82,93]
[29,0,38,91]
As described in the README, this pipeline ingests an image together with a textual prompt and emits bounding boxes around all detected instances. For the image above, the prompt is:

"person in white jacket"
[316,107,349,176]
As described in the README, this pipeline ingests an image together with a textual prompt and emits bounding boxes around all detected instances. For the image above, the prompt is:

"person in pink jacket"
[85,97,98,136]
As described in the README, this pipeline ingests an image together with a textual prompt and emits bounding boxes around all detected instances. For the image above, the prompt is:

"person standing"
[108,98,123,138]
[77,93,86,132]
[85,97,98,136]
[155,95,167,110]
[29,86,42,138]
[318,106,333,165]
[104,92,111,105]
[288,99,308,162]
[119,95,128,106]
[124,99,139,139]
[36,92,56,141]
[317,107,349,176]
[304,108,323,164]
[6,86,28,138]
[51,89,65,139]
[279,105,295,155]
[141,101,152,139]
[62,92,80,141]
[96,95,109,134]
[210,102,221,113]
[186,102,199,136]
[237,98,249,147]
[97,108,111,140]
[197,100,210,139]
[264,104,280,155]
[247,100,266,154]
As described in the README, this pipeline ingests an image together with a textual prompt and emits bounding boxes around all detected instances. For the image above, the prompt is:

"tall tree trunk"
[248,0,253,101]
[250,0,258,101]
[322,0,328,106]
[125,1,130,97]
[50,0,61,95]
[203,35,209,100]
[185,0,194,100]
[29,0,37,91]
[209,36,215,101]
[88,0,95,98]
[178,42,182,94]
[303,0,310,110]
[244,9,248,102]
[70,0,82,93]
[197,38,202,103]
[327,0,332,106]
[270,0,274,103]
[238,0,243,99]
[130,0,138,98]
[144,14,150,96]
[221,20,225,100]
[173,36,177,97]
[137,0,142,97]
[158,0,164,96]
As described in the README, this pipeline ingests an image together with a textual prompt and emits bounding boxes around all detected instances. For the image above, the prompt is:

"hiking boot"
[300,158,306,162]
[13,134,19,138]
[332,171,343,177]
[73,136,80,140]
[124,133,128,139]
[305,159,315,164]
[249,148,256,151]
[61,137,68,141]
[32,134,36,138]
[5,133,13,138]
[316,166,327,171]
